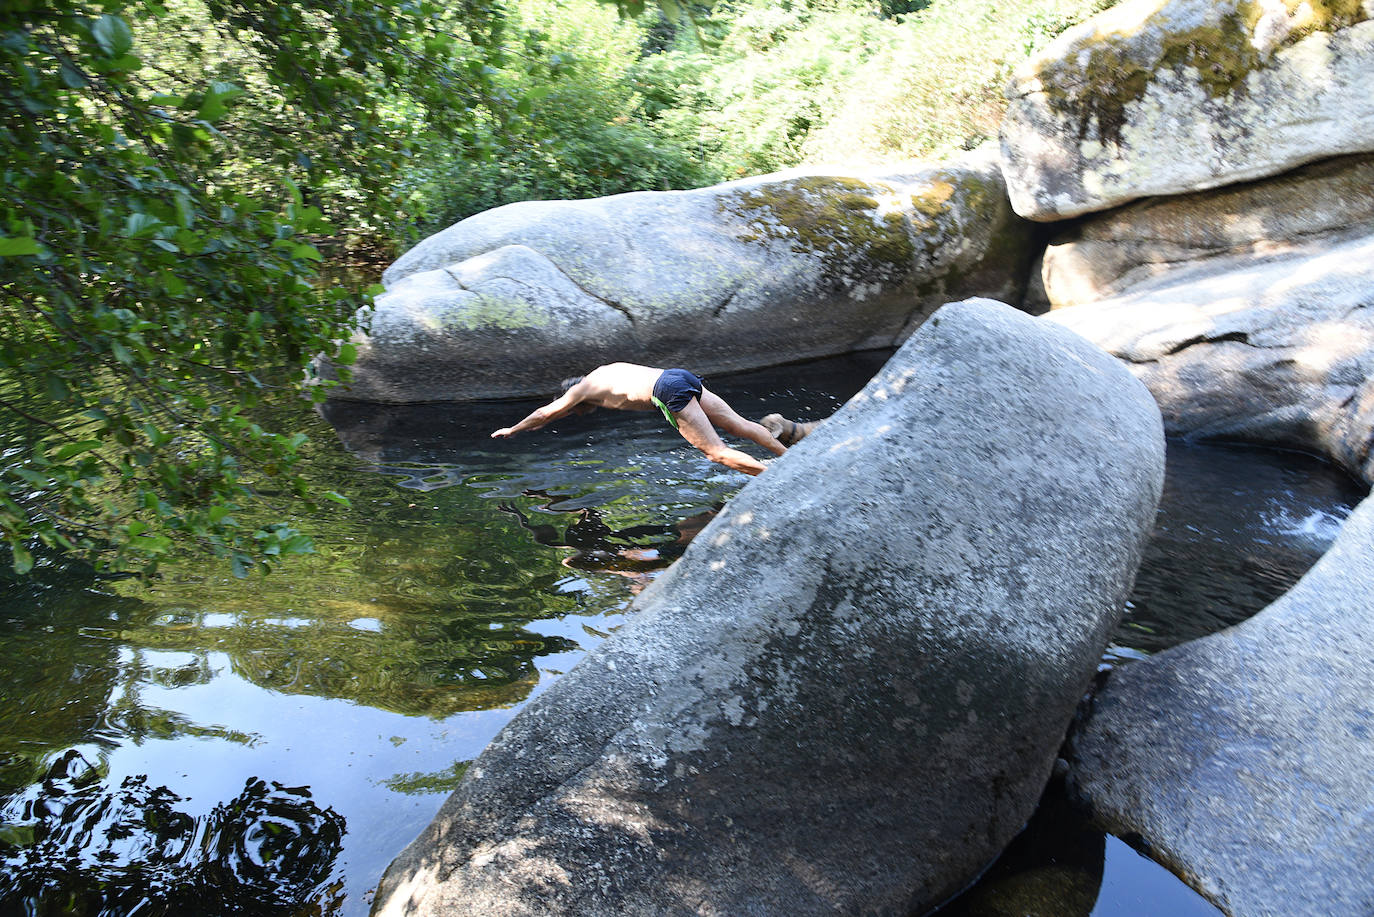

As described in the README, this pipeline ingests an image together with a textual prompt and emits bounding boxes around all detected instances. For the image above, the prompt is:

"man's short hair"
[560,376,584,393]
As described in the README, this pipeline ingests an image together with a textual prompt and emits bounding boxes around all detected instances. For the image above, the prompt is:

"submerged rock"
[1000,0,1374,221]
[1047,228,1374,484]
[370,299,1164,916]
[1067,493,1374,917]
[326,148,1032,402]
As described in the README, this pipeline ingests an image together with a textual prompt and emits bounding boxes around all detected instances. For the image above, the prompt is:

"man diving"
[490,363,786,476]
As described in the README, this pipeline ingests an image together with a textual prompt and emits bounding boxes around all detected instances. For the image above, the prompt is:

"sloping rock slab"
[1001,0,1374,221]
[1047,230,1374,484]
[328,148,1032,402]
[1066,493,1374,916]
[1036,153,1374,310]
[370,299,1165,916]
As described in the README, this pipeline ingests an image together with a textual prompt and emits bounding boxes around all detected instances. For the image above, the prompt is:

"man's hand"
[491,427,517,439]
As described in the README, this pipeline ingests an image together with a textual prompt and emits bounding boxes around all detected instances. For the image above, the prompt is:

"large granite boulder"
[1066,493,1374,916]
[328,148,1033,402]
[1033,153,1374,310]
[1047,228,1374,484]
[1000,0,1374,221]
[371,299,1165,916]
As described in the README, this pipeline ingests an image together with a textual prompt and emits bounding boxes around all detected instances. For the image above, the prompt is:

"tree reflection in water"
[1,748,346,916]
[501,492,721,593]
[1,353,1354,916]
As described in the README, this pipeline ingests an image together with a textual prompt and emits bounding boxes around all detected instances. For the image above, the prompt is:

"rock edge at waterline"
[370,298,1166,916]
[325,148,1033,403]
[1067,492,1374,917]
[1047,228,1374,484]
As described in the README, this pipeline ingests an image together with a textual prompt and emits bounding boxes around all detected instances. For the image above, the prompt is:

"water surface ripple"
[0,352,1362,915]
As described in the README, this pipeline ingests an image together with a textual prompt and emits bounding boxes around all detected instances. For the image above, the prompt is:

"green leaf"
[92,15,135,57]
[59,64,88,89]
[281,534,314,555]
[321,491,352,508]
[197,82,242,123]
[13,469,50,488]
[336,342,358,365]
[0,236,40,257]
[10,544,33,575]
[44,374,71,401]
[124,213,162,237]
[51,440,102,461]
[198,94,228,123]
[173,193,194,229]
[135,534,173,554]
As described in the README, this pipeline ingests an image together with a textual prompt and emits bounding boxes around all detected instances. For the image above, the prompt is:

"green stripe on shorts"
[652,396,679,430]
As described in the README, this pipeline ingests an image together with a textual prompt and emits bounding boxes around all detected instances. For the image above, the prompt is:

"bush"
[401,0,718,235]
[0,0,508,575]
[800,0,1120,165]
[396,0,1120,237]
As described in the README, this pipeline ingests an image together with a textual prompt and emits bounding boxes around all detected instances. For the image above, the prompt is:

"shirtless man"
[491,363,786,475]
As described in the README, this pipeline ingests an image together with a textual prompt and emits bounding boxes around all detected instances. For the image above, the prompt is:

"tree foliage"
[0,0,506,575]
[409,0,1117,231]
[403,0,717,232]
[0,0,1116,577]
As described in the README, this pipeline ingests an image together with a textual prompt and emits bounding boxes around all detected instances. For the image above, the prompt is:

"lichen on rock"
[723,175,917,295]
[329,148,1034,403]
[1036,0,1371,144]
[1000,0,1374,219]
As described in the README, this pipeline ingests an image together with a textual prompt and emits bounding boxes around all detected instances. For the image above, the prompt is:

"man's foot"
[760,413,819,446]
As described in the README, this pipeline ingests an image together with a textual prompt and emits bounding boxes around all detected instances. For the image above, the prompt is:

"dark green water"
[0,352,1363,916]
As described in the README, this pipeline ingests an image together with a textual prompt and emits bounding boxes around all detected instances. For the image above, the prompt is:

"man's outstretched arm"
[491,384,587,439]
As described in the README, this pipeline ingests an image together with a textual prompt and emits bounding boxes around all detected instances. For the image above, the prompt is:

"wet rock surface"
[1067,494,1374,917]
[370,299,1165,916]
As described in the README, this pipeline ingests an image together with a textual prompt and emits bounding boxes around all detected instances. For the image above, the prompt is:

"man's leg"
[698,389,786,456]
[673,399,769,475]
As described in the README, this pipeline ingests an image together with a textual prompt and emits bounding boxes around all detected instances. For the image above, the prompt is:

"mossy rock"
[1001,0,1374,220]
[330,148,1036,403]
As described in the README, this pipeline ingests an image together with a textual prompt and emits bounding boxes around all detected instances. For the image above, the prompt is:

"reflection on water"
[0,349,1364,916]
[2,749,345,916]
[937,783,1105,917]
[500,495,722,593]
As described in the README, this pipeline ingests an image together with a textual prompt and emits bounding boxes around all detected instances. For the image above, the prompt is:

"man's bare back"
[571,363,663,411]
[491,363,786,476]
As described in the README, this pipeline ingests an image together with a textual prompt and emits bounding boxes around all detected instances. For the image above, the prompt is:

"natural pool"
[0,352,1364,915]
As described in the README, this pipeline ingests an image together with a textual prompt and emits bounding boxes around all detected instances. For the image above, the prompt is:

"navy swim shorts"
[651,369,703,429]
